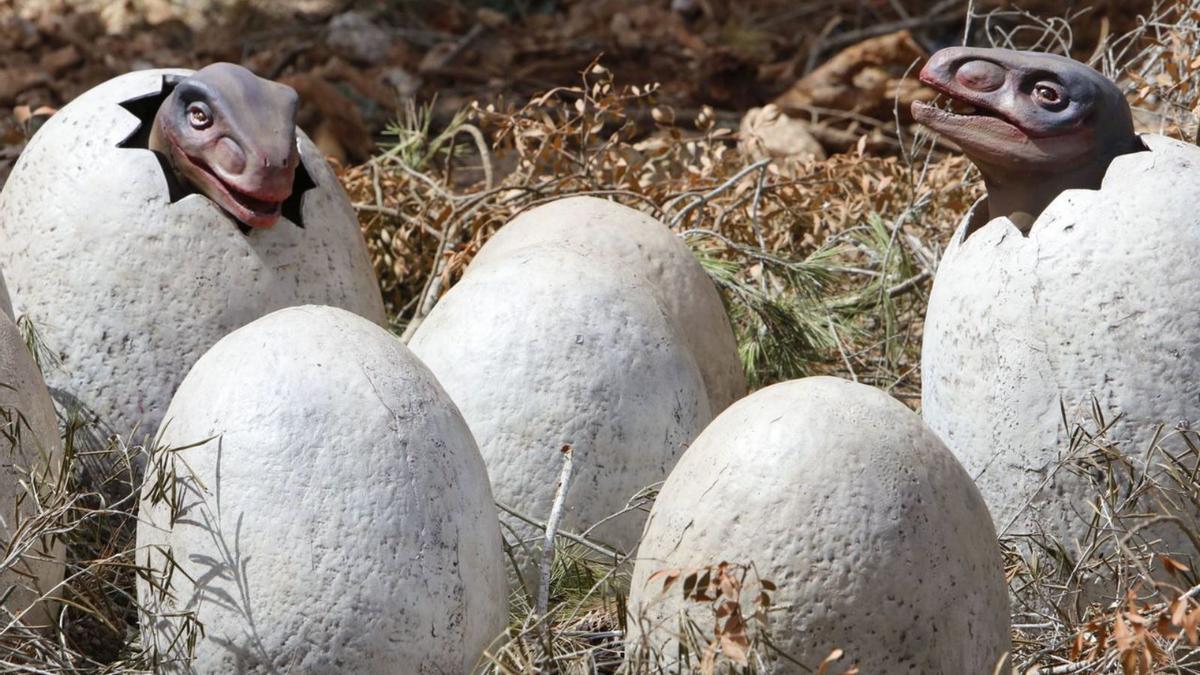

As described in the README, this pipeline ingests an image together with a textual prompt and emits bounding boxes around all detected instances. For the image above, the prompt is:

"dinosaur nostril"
[954,60,1006,92]
[215,137,247,174]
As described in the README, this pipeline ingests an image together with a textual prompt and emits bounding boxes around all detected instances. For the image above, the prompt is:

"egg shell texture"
[0,69,386,438]
[628,377,1010,673]
[0,312,62,627]
[136,305,506,673]
[409,247,712,556]
[922,134,1200,546]
[469,196,746,413]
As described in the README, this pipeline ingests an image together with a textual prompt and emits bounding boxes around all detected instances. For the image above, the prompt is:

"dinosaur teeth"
[948,99,978,115]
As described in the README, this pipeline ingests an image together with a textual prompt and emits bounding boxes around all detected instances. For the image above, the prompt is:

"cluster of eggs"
[0,66,1016,673]
[11,56,1199,673]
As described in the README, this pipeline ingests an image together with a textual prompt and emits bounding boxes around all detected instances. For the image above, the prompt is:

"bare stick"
[494,501,619,559]
[537,445,574,618]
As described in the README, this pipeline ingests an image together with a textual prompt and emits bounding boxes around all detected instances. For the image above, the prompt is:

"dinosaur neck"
[980,166,1100,233]
[973,135,1141,235]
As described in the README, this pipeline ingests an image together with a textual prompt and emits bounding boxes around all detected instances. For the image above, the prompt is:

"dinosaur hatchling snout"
[919,46,1000,90]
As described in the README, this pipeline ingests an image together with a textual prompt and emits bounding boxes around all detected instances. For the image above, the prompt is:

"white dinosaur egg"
[0,68,385,438]
[409,246,711,561]
[136,305,506,673]
[922,134,1200,551]
[468,196,746,413]
[627,377,1010,673]
[0,312,62,628]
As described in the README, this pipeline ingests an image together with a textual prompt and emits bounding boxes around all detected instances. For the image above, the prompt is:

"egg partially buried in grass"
[0,68,385,439]
[409,246,711,574]
[627,377,1010,673]
[0,312,63,629]
[922,134,1200,560]
[137,305,507,673]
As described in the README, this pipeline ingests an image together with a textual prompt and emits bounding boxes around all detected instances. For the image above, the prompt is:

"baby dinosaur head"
[150,63,300,229]
[912,47,1139,229]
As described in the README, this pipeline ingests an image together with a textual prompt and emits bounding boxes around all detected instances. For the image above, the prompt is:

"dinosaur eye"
[1032,82,1068,110]
[187,102,212,130]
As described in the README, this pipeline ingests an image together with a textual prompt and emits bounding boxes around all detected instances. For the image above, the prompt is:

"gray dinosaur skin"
[912,47,1141,233]
[149,62,300,228]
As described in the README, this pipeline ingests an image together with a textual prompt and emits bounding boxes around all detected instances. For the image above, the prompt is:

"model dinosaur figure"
[912,47,1141,233]
[149,62,300,228]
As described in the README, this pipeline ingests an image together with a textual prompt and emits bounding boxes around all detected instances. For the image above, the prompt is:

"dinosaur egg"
[627,377,1010,673]
[922,134,1200,552]
[0,68,385,438]
[137,305,506,673]
[409,247,711,565]
[0,312,62,628]
[469,196,746,413]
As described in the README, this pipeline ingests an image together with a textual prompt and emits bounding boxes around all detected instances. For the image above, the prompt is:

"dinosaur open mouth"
[912,99,1025,136]
[223,181,284,218]
[912,72,1029,137]
[175,149,287,228]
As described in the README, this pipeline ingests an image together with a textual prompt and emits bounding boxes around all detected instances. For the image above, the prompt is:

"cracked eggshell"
[627,377,1010,673]
[0,269,12,320]
[922,134,1200,549]
[0,312,62,627]
[468,196,746,413]
[136,305,506,674]
[0,68,385,438]
[409,247,712,559]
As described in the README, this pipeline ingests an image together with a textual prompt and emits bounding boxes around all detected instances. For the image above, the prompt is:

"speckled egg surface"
[0,68,385,439]
[409,246,711,562]
[922,133,1200,550]
[137,305,506,673]
[468,196,745,413]
[627,377,1010,674]
[0,312,62,627]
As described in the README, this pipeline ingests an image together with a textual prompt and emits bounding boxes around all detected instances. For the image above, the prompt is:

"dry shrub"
[1004,405,1200,673]
[342,58,979,397]
[625,562,802,674]
[0,408,200,672]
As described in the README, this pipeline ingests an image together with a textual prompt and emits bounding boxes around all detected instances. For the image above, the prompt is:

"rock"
[137,305,506,673]
[0,312,62,628]
[409,246,711,565]
[0,68,385,438]
[326,11,392,65]
[738,103,826,163]
[467,196,746,413]
[922,134,1200,558]
[627,377,1010,673]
